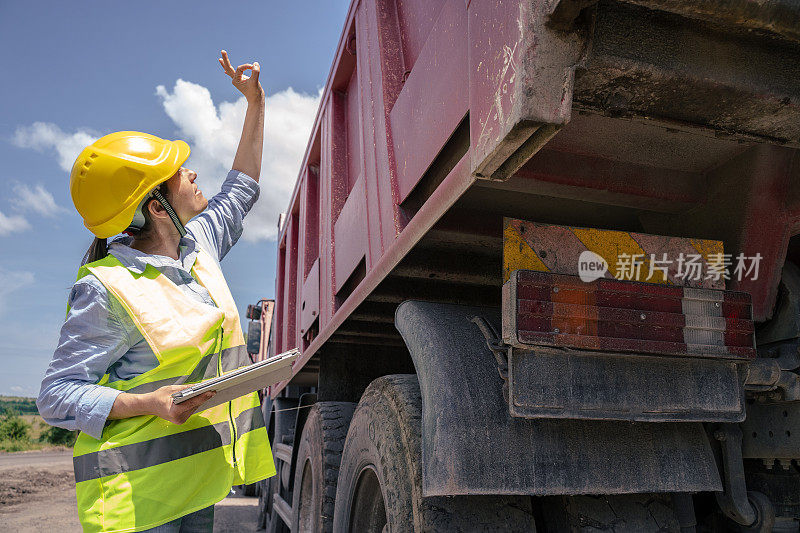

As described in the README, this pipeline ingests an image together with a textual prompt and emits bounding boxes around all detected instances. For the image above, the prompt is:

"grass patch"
[22,415,46,441]
[0,408,76,453]
[0,439,48,453]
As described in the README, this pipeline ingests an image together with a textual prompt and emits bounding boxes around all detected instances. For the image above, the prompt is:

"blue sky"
[0,1,349,397]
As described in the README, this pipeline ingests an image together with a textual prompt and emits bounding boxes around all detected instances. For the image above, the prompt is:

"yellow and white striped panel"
[503,218,726,289]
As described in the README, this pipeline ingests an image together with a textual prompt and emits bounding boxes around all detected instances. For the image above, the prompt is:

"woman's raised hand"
[218,50,264,103]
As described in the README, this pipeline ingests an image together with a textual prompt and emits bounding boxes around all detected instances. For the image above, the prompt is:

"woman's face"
[166,167,208,223]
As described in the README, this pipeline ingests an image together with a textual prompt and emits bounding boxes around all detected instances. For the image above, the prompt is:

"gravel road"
[0,448,73,468]
[0,449,261,532]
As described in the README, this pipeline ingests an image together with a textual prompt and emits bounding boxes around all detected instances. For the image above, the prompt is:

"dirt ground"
[0,449,260,532]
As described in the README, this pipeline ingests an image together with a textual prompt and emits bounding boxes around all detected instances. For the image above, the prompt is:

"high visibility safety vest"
[71,247,276,532]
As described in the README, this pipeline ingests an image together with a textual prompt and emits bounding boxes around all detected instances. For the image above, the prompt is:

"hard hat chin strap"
[151,188,187,238]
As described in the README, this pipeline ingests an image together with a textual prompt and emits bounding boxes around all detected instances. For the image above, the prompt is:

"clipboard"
[172,348,299,411]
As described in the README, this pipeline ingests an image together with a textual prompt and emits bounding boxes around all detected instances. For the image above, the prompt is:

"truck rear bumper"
[509,346,745,422]
[395,300,723,496]
[502,266,754,423]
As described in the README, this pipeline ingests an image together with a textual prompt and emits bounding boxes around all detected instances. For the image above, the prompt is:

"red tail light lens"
[504,270,755,360]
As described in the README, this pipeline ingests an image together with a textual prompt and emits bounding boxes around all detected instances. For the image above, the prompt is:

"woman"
[37,50,276,532]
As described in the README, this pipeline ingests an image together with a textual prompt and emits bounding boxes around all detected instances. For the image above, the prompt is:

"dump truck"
[247,0,800,530]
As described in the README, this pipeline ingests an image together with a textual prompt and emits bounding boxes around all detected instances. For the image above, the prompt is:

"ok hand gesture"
[219,49,264,103]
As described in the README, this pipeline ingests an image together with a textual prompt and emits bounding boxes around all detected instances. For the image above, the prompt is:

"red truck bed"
[269,0,800,397]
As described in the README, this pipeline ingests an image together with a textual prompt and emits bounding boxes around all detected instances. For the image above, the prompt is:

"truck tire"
[291,401,357,533]
[332,374,537,532]
[263,475,290,533]
[242,482,259,497]
[536,493,683,532]
[256,478,270,529]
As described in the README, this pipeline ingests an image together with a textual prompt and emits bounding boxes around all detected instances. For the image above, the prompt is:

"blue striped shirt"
[37,170,259,439]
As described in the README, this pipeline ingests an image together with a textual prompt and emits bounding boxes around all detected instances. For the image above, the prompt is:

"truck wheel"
[257,478,270,529]
[332,374,537,532]
[262,475,290,533]
[242,482,259,497]
[291,402,357,533]
[536,493,683,532]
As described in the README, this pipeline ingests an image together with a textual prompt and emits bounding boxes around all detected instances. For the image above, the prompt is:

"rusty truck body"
[249,0,800,530]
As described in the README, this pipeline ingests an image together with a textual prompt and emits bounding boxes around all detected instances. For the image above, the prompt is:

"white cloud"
[11,184,69,217]
[156,79,321,241]
[12,122,99,173]
[0,210,31,236]
[11,81,321,242]
[0,268,34,313]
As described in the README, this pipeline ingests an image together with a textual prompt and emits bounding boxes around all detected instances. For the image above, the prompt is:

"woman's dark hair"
[83,237,108,265]
[82,181,171,265]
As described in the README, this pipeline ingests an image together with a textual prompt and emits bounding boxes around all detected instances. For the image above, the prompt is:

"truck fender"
[394,299,723,496]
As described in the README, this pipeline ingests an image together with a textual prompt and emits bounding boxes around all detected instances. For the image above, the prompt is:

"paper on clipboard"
[172,348,299,411]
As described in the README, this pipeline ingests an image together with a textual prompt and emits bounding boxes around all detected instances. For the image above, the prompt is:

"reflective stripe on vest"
[73,405,264,483]
[104,344,252,395]
[72,248,275,533]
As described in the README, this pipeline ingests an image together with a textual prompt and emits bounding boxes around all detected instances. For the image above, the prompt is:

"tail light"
[503,269,755,360]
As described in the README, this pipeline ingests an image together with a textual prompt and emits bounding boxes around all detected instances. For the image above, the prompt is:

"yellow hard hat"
[70,131,190,238]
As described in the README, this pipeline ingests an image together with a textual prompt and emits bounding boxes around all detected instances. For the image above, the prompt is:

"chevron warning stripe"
[503,218,727,289]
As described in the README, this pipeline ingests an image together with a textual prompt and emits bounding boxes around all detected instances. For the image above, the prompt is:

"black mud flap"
[395,300,722,497]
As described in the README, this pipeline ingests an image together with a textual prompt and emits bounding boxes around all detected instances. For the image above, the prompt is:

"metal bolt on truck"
[246,0,800,530]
